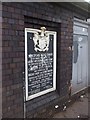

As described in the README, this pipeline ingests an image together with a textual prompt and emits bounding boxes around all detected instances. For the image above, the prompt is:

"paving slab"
[53,93,89,118]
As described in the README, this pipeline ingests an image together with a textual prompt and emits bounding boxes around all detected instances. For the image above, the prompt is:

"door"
[72,20,88,95]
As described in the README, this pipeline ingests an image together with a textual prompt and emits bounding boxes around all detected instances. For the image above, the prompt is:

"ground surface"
[53,93,89,119]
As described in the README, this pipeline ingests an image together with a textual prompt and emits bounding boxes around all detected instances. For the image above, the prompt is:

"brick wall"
[1,2,88,118]
[2,2,24,118]
[0,2,2,119]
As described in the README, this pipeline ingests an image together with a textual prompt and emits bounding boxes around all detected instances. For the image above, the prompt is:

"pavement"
[53,93,89,119]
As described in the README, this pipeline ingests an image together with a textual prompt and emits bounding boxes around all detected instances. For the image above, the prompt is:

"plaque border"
[25,28,57,101]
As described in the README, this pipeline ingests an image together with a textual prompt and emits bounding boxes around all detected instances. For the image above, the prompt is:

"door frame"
[88,22,90,87]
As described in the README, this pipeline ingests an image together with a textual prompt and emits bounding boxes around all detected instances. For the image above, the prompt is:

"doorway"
[71,19,88,95]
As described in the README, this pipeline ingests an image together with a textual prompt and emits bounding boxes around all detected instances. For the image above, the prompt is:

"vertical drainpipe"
[23,72,26,118]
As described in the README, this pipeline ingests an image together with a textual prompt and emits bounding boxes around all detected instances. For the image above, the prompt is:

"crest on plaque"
[33,27,50,52]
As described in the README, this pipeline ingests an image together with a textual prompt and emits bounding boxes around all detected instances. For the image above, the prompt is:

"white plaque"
[25,27,57,101]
